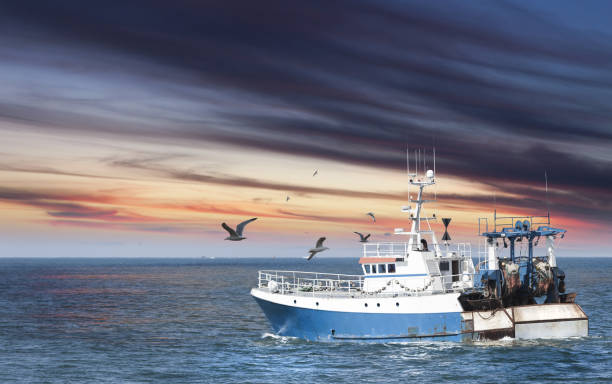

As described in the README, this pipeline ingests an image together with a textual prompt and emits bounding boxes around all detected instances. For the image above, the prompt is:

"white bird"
[312,169,318,177]
[366,212,376,223]
[221,218,257,241]
[306,237,329,260]
[353,232,371,243]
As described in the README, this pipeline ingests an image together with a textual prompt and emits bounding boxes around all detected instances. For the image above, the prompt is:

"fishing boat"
[250,160,588,341]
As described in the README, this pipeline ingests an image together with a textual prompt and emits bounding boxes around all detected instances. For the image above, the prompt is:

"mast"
[405,154,437,253]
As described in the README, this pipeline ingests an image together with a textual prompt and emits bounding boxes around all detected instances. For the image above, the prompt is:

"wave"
[260,332,299,343]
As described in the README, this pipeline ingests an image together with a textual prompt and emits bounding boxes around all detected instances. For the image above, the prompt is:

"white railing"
[438,273,474,291]
[456,243,472,258]
[438,242,472,260]
[362,242,409,258]
[257,270,478,297]
[258,270,364,296]
[364,242,473,259]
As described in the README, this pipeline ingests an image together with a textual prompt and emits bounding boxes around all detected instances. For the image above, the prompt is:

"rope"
[475,303,504,320]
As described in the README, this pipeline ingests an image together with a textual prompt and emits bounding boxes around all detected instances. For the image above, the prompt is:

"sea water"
[0,257,610,383]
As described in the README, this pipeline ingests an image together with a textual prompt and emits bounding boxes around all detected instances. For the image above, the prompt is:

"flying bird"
[366,212,376,223]
[306,237,329,260]
[353,232,371,243]
[221,218,257,241]
[312,169,318,177]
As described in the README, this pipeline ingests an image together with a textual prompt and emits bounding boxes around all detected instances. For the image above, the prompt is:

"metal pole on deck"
[527,235,534,290]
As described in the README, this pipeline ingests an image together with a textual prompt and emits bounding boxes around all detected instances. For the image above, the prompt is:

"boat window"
[364,264,371,274]
[371,264,377,274]
[388,264,396,273]
[439,261,449,271]
[378,264,386,274]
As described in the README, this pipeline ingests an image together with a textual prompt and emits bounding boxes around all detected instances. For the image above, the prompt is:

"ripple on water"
[0,257,609,384]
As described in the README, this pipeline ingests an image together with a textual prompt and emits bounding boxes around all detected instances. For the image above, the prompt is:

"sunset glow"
[1,1,610,257]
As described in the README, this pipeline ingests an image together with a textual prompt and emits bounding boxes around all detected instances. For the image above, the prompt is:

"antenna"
[422,148,425,175]
[406,147,410,202]
[545,170,550,223]
[433,146,436,176]
[433,146,437,200]
[493,191,496,231]
[406,147,410,175]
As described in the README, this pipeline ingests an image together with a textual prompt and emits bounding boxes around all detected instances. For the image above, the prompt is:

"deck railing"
[362,242,473,259]
[362,242,410,258]
[258,270,364,296]
[257,270,477,297]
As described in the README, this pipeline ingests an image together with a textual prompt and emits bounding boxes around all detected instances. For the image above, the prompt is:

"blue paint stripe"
[364,273,428,278]
[252,296,462,342]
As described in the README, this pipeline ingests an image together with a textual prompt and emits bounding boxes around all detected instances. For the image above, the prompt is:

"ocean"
[0,257,610,383]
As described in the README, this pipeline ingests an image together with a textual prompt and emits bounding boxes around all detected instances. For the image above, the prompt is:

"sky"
[0,0,610,258]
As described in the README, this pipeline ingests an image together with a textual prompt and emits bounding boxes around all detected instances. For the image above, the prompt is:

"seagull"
[366,212,376,223]
[312,169,318,177]
[286,195,290,202]
[306,237,329,260]
[221,218,257,241]
[353,232,371,243]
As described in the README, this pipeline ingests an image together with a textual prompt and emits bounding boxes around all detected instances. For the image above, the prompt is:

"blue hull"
[253,296,463,342]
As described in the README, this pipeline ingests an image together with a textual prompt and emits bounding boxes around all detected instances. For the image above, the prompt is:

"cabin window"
[388,264,396,273]
[364,264,371,274]
[371,264,377,274]
[439,261,449,272]
[452,260,460,282]
[378,264,386,274]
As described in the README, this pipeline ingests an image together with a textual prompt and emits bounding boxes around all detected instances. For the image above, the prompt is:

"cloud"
[0,187,153,224]
[46,219,203,234]
[47,209,118,218]
[0,163,137,182]
[0,0,611,232]
[107,154,405,200]
[105,152,611,225]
